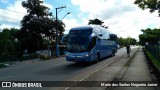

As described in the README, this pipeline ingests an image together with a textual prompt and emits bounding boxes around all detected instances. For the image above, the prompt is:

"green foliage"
[144,48,160,70]
[88,18,104,25]
[20,0,65,53]
[18,54,36,61]
[22,0,51,16]
[88,18,108,28]
[117,37,138,46]
[20,0,53,53]
[139,28,160,45]
[0,28,20,62]
[134,0,160,16]
[0,0,67,62]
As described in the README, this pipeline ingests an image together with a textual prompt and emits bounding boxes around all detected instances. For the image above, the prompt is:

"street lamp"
[61,12,70,21]
[55,6,68,57]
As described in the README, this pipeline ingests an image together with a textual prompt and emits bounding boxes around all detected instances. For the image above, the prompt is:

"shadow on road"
[34,55,113,76]
[34,62,94,76]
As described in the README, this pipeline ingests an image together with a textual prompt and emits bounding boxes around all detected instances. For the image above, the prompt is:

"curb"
[105,47,139,90]
[113,47,139,80]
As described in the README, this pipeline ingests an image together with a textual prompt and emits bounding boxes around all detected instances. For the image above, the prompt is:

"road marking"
[64,57,123,90]
[80,75,90,81]
[65,87,70,90]
[65,47,138,90]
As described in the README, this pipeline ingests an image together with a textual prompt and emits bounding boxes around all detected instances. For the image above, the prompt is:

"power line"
[46,0,84,21]
[52,0,80,16]
[0,8,25,15]
[0,1,83,21]
[0,0,86,27]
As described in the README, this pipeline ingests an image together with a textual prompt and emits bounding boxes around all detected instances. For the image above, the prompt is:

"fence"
[145,45,160,62]
[36,45,66,57]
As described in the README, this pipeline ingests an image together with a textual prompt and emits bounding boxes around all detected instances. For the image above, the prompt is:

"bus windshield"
[66,29,92,53]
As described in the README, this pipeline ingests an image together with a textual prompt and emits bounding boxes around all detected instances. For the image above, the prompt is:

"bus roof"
[70,25,112,39]
[70,26,93,30]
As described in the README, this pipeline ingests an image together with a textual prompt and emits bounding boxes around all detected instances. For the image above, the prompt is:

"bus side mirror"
[90,33,96,41]
[91,33,96,37]
[97,34,102,40]
[98,34,103,37]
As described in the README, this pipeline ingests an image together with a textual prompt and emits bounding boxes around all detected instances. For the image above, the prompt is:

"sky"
[0,0,160,40]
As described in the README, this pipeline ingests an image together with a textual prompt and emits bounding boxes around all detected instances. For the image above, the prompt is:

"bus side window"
[91,37,97,48]
[88,37,97,50]
[62,35,68,45]
[109,34,117,41]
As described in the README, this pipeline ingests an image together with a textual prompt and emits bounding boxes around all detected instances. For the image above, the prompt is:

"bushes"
[144,47,160,71]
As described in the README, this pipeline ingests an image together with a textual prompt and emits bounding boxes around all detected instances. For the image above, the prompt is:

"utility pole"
[55,6,66,57]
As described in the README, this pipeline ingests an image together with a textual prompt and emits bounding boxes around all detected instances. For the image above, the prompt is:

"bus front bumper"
[66,53,94,62]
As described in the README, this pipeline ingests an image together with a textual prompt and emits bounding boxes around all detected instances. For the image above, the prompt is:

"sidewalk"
[119,48,153,81]
[113,47,157,90]
[67,47,159,90]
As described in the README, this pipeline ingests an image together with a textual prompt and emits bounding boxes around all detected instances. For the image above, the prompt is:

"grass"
[144,48,160,71]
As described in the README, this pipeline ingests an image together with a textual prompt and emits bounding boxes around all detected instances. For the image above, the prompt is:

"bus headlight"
[84,54,89,57]
[84,52,93,57]
[66,54,69,56]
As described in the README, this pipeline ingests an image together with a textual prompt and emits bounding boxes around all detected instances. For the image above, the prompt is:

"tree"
[134,0,160,16]
[20,0,65,53]
[117,37,138,46]
[88,18,108,28]
[117,37,126,46]
[0,28,19,62]
[139,28,160,45]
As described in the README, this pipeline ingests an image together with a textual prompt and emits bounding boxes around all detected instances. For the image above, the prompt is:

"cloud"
[63,18,81,34]
[43,3,53,10]
[1,0,8,4]
[62,16,89,34]
[71,0,135,19]
[0,24,19,29]
[40,0,53,10]
[0,0,53,29]
[105,9,160,39]
[0,0,26,28]
[70,0,160,40]
[0,0,159,41]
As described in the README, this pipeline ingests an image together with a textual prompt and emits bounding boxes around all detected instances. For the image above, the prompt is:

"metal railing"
[145,45,160,62]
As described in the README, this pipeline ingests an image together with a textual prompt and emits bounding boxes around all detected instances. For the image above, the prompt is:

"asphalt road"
[0,46,138,90]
